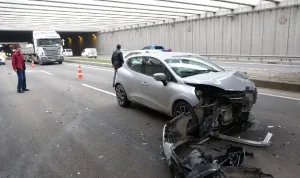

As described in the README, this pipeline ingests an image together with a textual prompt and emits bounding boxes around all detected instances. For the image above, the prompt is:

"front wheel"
[173,101,198,134]
[115,84,130,107]
[58,61,62,64]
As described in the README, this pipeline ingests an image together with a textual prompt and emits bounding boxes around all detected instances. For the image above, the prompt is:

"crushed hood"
[183,71,255,91]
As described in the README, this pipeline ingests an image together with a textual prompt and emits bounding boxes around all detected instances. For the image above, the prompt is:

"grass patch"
[65,57,110,64]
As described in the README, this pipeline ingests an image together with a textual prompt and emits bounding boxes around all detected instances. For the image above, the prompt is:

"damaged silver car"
[115,52,257,134]
[163,114,274,178]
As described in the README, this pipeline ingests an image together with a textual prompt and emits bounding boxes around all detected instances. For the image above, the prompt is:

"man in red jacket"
[12,46,29,93]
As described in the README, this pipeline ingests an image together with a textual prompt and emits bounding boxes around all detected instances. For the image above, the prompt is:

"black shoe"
[17,90,24,93]
[22,89,30,91]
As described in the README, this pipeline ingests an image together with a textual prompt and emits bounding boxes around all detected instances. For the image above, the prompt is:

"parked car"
[142,45,172,52]
[63,49,73,57]
[114,52,257,133]
[0,51,6,65]
[81,48,97,58]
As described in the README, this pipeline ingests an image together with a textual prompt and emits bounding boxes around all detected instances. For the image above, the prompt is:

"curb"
[64,60,300,93]
[251,79,300,93]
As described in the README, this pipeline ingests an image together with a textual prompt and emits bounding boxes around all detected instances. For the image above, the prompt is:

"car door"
[123,57,145,104]
[140,57,176,113]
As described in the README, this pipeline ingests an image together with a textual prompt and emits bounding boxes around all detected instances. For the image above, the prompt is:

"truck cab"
[33,31,64,64]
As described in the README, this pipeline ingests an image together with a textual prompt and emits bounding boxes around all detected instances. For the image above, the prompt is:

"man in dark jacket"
[111,44,124,87]
[12,46,29,93]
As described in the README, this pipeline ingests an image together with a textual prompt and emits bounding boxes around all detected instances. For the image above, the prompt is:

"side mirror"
[153,73,167,86]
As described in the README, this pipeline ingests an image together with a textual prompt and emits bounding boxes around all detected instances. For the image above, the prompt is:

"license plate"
[50,59,56,61]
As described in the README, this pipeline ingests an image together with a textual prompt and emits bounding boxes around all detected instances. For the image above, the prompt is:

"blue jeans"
[16,70,26,91]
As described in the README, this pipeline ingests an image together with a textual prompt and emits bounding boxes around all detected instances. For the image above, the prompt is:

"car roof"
[133,52,198,59]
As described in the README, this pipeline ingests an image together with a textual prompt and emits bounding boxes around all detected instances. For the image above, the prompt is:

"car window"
[144,57,174,81]
[142,46,151,50]
[154,46,164,50]
[127,57,143,73]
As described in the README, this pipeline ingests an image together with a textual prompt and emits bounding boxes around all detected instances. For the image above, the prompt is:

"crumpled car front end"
[163,114,274,178]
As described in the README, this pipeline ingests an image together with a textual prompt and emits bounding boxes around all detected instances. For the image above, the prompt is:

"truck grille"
[44,47,61,58]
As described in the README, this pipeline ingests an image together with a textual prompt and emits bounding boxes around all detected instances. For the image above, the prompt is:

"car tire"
[58,61,62,64]
[115,84,130,107]
[173,101,198,134]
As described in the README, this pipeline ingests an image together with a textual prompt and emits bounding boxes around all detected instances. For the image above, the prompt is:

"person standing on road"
[12,45,29,93]
[111,44,124,87]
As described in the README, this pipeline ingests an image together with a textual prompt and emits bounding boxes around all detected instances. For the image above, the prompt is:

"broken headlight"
[195,89,202,102]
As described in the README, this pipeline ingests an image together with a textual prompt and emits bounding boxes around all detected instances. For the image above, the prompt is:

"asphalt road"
[0,62,300,178]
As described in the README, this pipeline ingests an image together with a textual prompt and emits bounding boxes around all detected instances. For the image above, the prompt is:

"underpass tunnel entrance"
[0,31,98,56]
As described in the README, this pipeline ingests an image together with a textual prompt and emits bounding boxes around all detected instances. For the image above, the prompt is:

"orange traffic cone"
[77,65,84,79]
[31,58,35,68]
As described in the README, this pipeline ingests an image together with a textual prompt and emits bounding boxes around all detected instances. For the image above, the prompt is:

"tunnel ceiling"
[0,0,286,32]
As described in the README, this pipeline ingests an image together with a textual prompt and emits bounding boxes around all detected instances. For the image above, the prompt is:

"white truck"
[21,31,64,65]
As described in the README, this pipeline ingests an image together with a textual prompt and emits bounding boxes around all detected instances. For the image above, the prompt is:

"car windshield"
[165,58,222,78]
[38,38,61,46]
[171,55,225,71]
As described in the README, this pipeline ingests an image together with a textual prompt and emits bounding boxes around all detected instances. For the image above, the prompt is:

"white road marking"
[39,70,53,75]
[258,93,300,101]
[81,84,116,96]
[66,63,113,72]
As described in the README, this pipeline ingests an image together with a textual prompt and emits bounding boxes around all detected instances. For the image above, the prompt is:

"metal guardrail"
[200,54,300,62]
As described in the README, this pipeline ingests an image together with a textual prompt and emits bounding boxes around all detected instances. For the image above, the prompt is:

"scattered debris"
[112,133,115,135]
[272,153,279,158]
[60,122,62,124]
[101,123,104,125]
[35,154,38,157]
[291,133,295,136]
[161,157,165,160]
[268,126,274,128]
[77,172,80,175]
[286,142,290,145]
[57,145,59,148]
[142,143,148,145]
[278,125,282,128]
[98,156,104,159]
[163,114,274,178]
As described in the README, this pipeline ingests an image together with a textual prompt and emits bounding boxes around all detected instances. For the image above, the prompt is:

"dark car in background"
[142,45,172,52]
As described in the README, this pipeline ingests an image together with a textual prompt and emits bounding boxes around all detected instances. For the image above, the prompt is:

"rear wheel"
[58,61,62,64]
[115,84,130,107]
[173,101,198,134]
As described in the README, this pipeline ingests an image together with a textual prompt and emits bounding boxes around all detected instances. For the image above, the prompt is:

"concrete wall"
[97,5,300,56]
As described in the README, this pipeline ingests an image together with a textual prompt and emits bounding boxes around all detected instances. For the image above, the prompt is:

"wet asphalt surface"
[0,62,300,178]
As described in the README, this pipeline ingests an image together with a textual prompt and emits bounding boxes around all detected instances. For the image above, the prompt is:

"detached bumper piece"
[163,114,274,178]
[211,132,273,147]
